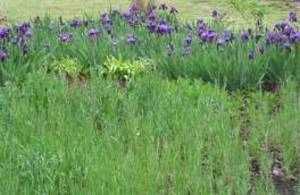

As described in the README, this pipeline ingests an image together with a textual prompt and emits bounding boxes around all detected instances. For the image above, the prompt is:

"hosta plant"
[101,56,152,87]
[49,58,85,87]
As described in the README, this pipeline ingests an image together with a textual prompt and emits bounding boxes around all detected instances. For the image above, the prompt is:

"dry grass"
[0,0,298,24]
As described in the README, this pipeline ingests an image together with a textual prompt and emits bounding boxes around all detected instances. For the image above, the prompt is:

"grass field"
[1,0,299,23]
[0,73,299,194]
[1,0,300,194]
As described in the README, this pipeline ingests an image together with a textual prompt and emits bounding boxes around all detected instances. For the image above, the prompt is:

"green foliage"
[1,12,299,90]
[101,56,152,80]
[0,73,299,194]
[49,58,83,78]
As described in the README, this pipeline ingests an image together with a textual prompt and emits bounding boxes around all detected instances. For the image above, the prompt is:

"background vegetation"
[1,0,299,24]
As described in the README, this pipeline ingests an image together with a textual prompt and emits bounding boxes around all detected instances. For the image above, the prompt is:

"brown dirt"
[180,144,186,162]
[250,159,260,178]
[271,94,283,114]
[59,16,65,26]
[117,77,127,89]
[158,140,164,160]
[240,93,250,144]
[66,72,87,90]
[166,174,173,194]
[94,112,103,133]
[0,16,8,26]
[124,137,129,154]
[269,146,300,195]
[261,81,281,94]
[248,158,261,195]
[260,81,283,114]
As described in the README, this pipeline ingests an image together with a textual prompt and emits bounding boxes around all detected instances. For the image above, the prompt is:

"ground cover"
[0,73,299,194]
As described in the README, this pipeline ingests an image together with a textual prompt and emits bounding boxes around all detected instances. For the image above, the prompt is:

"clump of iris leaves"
[0,2,299,91]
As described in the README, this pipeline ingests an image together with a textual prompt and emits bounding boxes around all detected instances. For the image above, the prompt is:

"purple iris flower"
[201,30,217,43]
[207,30,217,42]
[282,43,291,52]
[70,18,81,28]
[170,6,178,14]
[15,22,32,43]
[12,36,22,45]
[217,31,234,48]
[248,49,255,59]
[159,3,168,10]
[197,19,206,36]
[212,10,219,18]
[276,34,288,44]
[0,49,8,62]
[100,13,112,34]
[130,3,138,13]
[258,45,265,54]
[58,33,72,42]
[147,11,156,21]
[284,25,294,36]
[200,32,208,43]
[127,34,138,45]
[104,23,112,34]
[100,13,111,25]
[147,20,157,33]
[241,31,249,42]
[289,11,297,22]
[183,34,192,56]
[289,32,300,43]
[88,29,100,39]
[24,29,32,38]
[129,18,140,28]
[0,28,9,39]
[184,34,192,48]
[223,31,234,42]
[157,20,171,35]
[146,11,157,33]
[217,30,234,45]
[16,22,31,35]
[265,31,279,44]
[123,12,132,21]
[274,20,288,32]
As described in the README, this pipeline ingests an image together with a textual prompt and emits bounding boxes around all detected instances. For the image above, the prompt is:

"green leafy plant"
[49,58,83,78]
[101,56,152,80]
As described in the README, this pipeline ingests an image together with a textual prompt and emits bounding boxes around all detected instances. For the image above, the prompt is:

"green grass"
[1,1,300,194]
[0,72,299,194]
[1,0,298,24]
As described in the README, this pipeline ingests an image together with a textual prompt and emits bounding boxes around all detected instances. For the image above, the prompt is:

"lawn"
[0,0,300,194]
[1,0,298,24]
